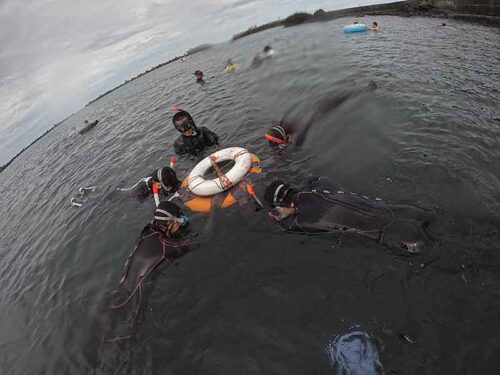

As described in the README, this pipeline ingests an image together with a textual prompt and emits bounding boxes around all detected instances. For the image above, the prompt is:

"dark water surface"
[1,16,500,374]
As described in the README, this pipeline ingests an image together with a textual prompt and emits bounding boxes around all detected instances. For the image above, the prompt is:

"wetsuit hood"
[155,167,180,192]
[172,110,198,134]
[154,201,182,222]
[265,180,296,207]
[154,201,190,234]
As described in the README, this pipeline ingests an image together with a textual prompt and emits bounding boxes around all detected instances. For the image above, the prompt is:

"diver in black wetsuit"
[264,177,435,253]
[112,201,192,312]
[264,81,378,149]
[172,110,219,155]
[124,166,180,202]
[84,201,196,366]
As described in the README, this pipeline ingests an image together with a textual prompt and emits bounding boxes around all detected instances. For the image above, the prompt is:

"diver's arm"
[173,137,188,155]
[147,169,159,183]
[201,127,220,147]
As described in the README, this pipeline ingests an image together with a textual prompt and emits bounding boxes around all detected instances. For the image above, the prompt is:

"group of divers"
[86,37,436,368]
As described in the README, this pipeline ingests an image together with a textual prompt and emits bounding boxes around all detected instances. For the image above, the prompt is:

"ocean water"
[0,16,499,374]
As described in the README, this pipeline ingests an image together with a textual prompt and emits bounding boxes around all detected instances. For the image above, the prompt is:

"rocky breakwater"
[232,0,499,40]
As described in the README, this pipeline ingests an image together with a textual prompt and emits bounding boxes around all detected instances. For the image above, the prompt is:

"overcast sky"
[0,0,389,163]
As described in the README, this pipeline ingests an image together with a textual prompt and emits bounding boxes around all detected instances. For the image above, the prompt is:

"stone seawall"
[232,0,499,40]
[341,0,500,25]
[432,0,500,23]
[454,0,500,16]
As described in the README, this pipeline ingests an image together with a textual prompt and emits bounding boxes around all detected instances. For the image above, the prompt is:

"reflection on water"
[0,15,499,374]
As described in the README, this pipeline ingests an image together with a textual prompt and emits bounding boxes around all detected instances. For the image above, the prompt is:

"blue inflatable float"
[343,24,368,33]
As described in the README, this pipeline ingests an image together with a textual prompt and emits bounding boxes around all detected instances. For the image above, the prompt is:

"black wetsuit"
[84,223,194,366]
[278,178,435,253]
[114,224,192,309]
[174,127,219,155]
[172,111,219,155]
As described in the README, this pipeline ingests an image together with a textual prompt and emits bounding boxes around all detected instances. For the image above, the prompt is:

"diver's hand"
[168,191,181,202]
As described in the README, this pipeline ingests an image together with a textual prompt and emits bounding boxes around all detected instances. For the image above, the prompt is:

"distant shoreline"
[2,0,498,173]
[0,44,212,173]
[84,44,213,107]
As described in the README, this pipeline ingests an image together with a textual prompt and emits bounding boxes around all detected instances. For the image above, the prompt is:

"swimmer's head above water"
[153,201,189,235]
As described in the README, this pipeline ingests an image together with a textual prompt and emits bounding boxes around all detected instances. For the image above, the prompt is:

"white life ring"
[187,147,252,196]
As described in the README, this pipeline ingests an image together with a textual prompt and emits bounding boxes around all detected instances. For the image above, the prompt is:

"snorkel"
[264,125,288,148]
[152,183,161,206]
[264,133,286,145]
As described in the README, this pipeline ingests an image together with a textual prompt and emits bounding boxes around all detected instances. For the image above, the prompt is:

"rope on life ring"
[209,155,232,190]
[187,147,253,196]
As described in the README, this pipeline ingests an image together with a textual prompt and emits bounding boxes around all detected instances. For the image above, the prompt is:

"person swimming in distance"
[252,45,275,68]
[251,54,262,68]
[224,58,239,72]
[194,70,205,83]
[172,109,220,156]
[368,21,379,30]
[264,81,377,150]
[79,119,99,134]
[264,177,436,253]
[262,45,274,57]
[123,166,180,203]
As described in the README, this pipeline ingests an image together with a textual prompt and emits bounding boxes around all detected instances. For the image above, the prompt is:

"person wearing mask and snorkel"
[84,201,197,366]
[224,58,239,72]
[115,201,192,303]
[264,177,436,254]
[172,109,220,156]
